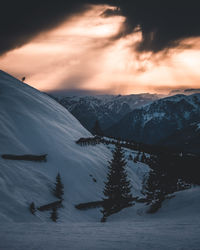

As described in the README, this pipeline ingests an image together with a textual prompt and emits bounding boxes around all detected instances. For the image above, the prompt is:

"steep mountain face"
[54,94,160,132]
[0,71,148,222]
[105,94,200,147]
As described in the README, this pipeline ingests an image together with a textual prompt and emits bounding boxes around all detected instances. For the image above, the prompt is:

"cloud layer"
[1,1,200,54]
[1,5,200,94]
[118,0,200,52]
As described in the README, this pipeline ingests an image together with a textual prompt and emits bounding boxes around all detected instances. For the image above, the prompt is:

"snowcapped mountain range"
[52,93,160,132]
[105,94,200,150]
[49,91,200,152]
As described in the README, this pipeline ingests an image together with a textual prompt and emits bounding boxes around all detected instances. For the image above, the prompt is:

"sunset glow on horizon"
[1,4,200,95]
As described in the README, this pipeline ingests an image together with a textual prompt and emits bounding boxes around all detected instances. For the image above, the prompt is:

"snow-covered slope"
[0,70,148,222]
[110,186,200,222]
[1,187,200,250]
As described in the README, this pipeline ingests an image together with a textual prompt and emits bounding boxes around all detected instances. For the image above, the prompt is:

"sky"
[1,1,200,95]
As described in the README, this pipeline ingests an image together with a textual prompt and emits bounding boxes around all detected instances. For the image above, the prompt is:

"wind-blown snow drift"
[0,71,148,222]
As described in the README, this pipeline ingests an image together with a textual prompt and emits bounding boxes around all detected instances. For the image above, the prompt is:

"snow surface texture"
[1,188,200,250]
[0,70,148,223]
[1,70,200,250]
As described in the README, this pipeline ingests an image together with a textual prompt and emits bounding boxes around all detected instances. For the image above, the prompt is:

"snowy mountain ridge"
[51,93,161,132]
[105,93,200,147]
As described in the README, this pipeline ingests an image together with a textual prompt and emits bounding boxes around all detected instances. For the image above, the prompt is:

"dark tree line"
[77,129,200,159]
[76,135,180,156]
[142,153,196,213]
[2,154,47,162]
[76,134,200,215]
[76,135,200,186]
[76,136,101,146]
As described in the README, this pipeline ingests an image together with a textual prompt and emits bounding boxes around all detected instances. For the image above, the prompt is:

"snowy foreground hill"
[0,70,200,250]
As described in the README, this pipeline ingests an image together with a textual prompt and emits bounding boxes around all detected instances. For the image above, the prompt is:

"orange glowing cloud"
[1,4,200,94]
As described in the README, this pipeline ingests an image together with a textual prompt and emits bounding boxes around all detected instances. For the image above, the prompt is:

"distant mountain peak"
[105,93,200,152]
[52,93,161,132]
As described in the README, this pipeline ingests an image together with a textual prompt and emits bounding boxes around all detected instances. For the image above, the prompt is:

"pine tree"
[133,151,140,163]
[50,207,58,222]
[141,152,146,163]
[29,202,36,215]
[53,173,64,200]
[143,154,178,213]
[93,120,103,136]
[101,145,133,221]
[128,154,133,161]
[143,169,163,202]
[133,155,138,163]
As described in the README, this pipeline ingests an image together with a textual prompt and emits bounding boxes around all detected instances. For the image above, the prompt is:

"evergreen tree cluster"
[101,145,133,222]
[77,134,200,213]
[133,151,147,163]
[142,153,194,213]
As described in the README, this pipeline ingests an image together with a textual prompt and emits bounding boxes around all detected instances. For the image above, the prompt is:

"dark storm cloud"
[0,0,113,55]
[1,0,200,54]
[117,0,200,52]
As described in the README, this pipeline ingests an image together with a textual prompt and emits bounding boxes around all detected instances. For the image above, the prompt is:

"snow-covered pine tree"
[50,207,58,222]
[53,173,64,200]
[101,145,133,222]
